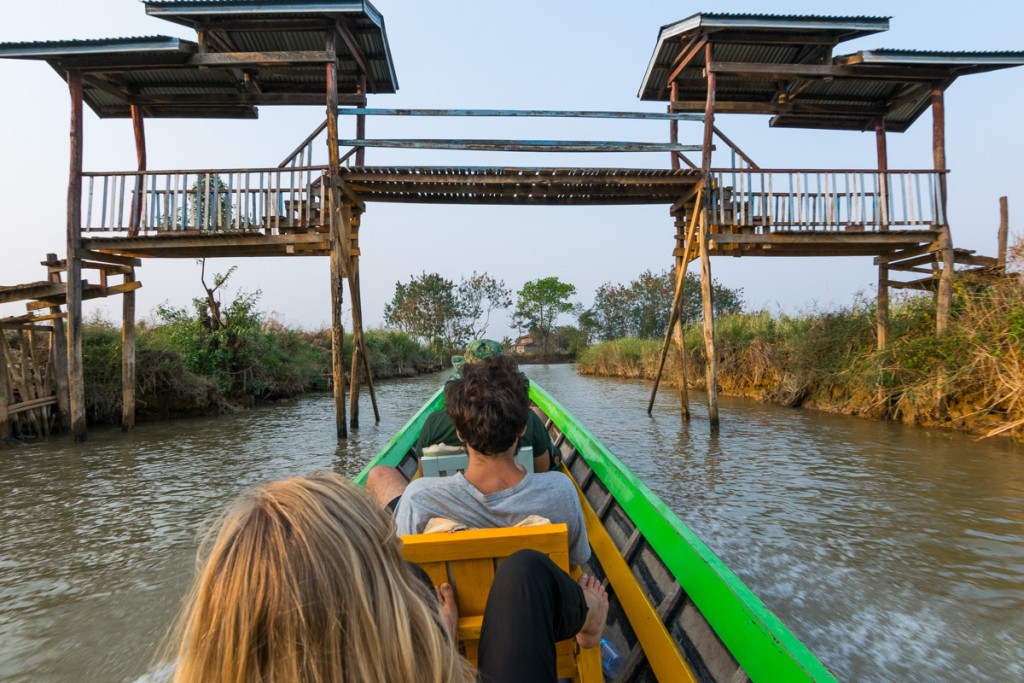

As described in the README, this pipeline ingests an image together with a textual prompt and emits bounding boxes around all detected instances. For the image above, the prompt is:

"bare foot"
[435,583,459,637]
[575,574,608,649]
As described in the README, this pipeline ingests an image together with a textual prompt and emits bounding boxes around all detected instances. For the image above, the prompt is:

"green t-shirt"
[416,409,554,463]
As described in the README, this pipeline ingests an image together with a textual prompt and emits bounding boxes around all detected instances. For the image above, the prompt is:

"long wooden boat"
[355,381,837,682]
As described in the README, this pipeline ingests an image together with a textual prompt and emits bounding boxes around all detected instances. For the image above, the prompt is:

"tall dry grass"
[579,239,1024,439]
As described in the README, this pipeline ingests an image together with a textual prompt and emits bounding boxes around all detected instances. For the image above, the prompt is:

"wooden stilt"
[326,36,348,439]
[932,88,954,336]
[122,269,136,431]
[66,71,87,441]
[672,211,691,422]
[701,42,720,431]
[45,253,70,431]
[129,105,146,237]
[344,207,380,425]
[648,192,701,415]
[344,204,362,429]
[669,82,680,171]
[0,331,10,441]
[997,196,1009,273]
[875,118,890,350]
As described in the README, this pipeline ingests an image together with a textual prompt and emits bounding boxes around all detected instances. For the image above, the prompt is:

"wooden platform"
[81,231,330,259]
[707,228,940,258]
[340,166,701,205]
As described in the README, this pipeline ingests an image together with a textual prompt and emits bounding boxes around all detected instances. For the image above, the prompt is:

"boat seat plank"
[400,524,597,681]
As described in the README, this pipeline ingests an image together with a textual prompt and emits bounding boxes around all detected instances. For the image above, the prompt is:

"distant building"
[513,334,538,354]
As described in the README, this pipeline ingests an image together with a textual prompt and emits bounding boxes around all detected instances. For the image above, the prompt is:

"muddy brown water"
[1,365,1021,682]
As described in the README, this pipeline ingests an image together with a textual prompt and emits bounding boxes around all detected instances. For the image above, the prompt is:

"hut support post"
[46,253,70,430]
[129,105,146,236]
[356,74,367,166]
[998,196,1009,273]
[326,34,347,438]
[876,118,890,350]
[0,331,9,440]
[671,210,690,421]
[669,82,680,170]
[932,88,954,336]
[701,42,720,431]
[122,269,136,431]
[66,71,87,441]
[344,207,380,428]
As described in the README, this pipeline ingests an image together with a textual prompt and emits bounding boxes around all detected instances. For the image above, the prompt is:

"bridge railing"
[81,166,329,236]
[710,169,946,231]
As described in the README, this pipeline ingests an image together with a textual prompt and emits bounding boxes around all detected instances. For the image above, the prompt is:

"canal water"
[1,364,1021,682]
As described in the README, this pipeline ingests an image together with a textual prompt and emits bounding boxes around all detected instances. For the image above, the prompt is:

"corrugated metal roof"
[639,12,1024,133]
[0,0,397,119]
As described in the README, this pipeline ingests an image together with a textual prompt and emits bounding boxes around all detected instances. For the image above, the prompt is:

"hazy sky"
[1,0,1022,341]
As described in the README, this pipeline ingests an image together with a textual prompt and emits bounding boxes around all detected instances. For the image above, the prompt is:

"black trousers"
[477,549,588,683]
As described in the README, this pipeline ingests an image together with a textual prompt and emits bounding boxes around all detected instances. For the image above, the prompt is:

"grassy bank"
[83,320,440,425]
[578,276,1024,440]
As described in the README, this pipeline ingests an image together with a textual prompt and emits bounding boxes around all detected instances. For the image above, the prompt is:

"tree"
[585,268,743,342]
[383,271,512,351]
[513,277,577,355]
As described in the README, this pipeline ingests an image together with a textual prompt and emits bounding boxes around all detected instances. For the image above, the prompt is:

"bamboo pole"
[997,196,1009,273]
[326,35,347,438]
[876,118,890,350]
[932,88,954,336]
[67,71,87,441]
[122,269,136,431]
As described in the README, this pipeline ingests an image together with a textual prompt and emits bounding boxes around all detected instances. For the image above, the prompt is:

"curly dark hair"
[444,356,529,456]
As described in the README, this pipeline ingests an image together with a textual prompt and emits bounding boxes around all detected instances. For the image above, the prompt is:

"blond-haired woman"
[165,471,606,682]
[166,471,475,683]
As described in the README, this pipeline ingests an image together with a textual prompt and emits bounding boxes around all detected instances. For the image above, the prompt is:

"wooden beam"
[706,60,953,82]
[932,88,953,336]
[130,105,146,237]
[122,92,367,107]
[712,126,759,169]
[67,71,87,441]
[876,118,889,351]
[26,281,142,310]
[188,50,337,67]
[0,323,53,332]
[326,33,347,439]
[702,42,719,432]
[0,331,9,440]
[337,139,702,153]
[335,21,378,94]
[709,232,932,245]
[998,196,1009,272]
[672,100,888,116]
[122,270,136,432]
[78,250,143,267]
[665,36,708,87]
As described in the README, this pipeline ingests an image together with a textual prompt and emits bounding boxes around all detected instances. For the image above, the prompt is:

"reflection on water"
[0,365,1022,682]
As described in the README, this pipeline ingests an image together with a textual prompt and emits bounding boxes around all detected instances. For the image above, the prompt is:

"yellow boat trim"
[562,466,698,683]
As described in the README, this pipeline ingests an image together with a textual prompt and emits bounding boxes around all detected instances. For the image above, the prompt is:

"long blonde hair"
[167,471,474,683]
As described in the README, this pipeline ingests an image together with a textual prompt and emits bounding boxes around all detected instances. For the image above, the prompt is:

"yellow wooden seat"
[400,524,601,682]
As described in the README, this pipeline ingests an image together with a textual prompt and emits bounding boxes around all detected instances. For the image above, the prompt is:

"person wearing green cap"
[366,340,559,512]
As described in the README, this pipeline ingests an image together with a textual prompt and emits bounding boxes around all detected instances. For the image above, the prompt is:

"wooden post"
[122,269,136,431]
[344,203,362,430]
[932,87,954,336]
[876,118,890,350]
[66,71,87,441]
[0,331,10,441]
[129,105,146,237]
[326,35,347,438]
[669,82,679,171]
[355,74,367,166]
[46,254,70,431]
[701,42,720,431]
[997,196,1009,273]
[671,211,690,421]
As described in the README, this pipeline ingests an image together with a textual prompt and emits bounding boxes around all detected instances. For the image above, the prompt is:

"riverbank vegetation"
[579,259,1024,439]
[82,285,439,425]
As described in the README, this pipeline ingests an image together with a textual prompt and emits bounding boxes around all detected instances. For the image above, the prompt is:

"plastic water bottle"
[600,637,624,678]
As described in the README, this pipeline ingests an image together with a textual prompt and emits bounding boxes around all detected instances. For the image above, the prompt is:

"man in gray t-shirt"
[394,353,590,566]
[395,470,590,566]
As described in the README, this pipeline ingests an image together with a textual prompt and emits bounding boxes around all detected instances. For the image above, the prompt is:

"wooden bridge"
[2,5,1021,439]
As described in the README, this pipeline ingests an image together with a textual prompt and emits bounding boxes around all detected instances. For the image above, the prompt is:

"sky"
[1,0,1022,341]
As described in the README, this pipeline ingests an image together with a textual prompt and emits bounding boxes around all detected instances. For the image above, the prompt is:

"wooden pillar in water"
[0,330,10,441]
[932,87,954,336]
[66,71,87,441]
[876,118,890,350]
[700,42,720,431]
[46,254,70,430]
[122,269,136,431]
[345,203,362,429]
[671,211,690,420]
[326,34,347,438]
[669,82,680,171]
[356,74,367,166]
[997,196,1009,273]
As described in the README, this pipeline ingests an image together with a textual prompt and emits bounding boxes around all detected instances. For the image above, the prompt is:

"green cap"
[451,355,466,374]
[464,339,504,364]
